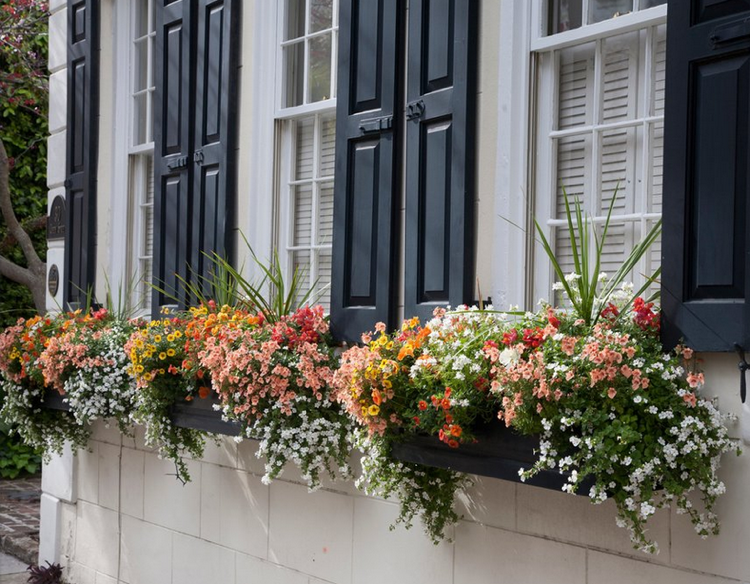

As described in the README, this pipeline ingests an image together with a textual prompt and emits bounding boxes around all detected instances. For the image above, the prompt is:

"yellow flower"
[167,348,176,357]
[153,335,162,343]
[167,334,175,342]
[136,364,144,373]
[159,352,167,360]
[368,405,380,416]
[174,331,183,339]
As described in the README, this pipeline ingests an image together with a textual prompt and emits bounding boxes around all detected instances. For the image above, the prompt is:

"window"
[276,0,339,310]
[128,0,155,314]
[531,1,667,303]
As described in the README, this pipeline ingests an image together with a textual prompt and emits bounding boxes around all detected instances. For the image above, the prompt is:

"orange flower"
[198,386,211,399]
[450,425,462,438]
[372,389,382,406]
[418,400,428,411]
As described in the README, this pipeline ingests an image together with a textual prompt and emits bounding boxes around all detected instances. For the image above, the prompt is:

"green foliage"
[0,0,49,326]
[0,419,41,478]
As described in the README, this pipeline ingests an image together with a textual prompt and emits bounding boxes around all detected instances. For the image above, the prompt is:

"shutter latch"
[193,150,204,165]
[167,156,188,171]
[710,17,750,48]
[406,100,425,121]
[359,115,393,134]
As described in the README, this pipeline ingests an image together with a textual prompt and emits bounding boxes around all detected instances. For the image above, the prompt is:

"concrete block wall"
[44,383,747,584]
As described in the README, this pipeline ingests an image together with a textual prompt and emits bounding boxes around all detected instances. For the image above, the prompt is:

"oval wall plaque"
[48,196,66,240]
[48,264,60,297]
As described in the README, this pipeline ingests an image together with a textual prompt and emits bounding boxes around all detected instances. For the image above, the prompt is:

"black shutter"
[661,0,750,351]
[190,0,240,289]
[330,0,404,342]
[403,0,478,322]
[64,0,99,309]
[153,0,194,311]
[153,0,240,311]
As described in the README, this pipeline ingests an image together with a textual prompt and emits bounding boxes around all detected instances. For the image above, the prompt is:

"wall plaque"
[48,264,60,297]
[48,196,66,240]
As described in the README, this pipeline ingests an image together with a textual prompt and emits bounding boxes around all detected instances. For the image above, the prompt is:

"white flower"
[499,347,521,367]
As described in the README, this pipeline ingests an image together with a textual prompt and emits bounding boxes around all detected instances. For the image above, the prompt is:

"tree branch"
[0,137,43,273]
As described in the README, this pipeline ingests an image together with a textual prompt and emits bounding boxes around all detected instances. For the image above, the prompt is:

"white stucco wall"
[41,2,750,583]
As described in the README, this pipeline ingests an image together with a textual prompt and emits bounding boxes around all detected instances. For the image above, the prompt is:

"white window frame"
[110,0,156,317]
[494,0,666,310]
[275,0,338,309]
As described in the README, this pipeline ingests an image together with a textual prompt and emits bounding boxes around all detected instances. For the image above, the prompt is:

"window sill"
[391,421,593,495]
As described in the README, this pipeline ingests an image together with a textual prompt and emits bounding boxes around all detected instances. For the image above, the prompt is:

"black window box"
[169,393,241,437]
[391,421,594,495]
[41,390,71,412]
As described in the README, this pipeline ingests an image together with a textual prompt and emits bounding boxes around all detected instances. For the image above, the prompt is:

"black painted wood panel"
[404,0,478,323]
[64,0,99,309]
[331,0,404,342]
[662,0,750,351]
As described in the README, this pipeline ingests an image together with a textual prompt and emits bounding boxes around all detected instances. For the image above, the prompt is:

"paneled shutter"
[64,0,99,308]
[153,0,240,311]
[330,0,404,342]
[661,0,750,351]
[403,0,478,322]
[190,0,240,290]
[153,0,194,311]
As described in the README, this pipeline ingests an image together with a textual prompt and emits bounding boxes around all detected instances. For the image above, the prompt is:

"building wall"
[41,2,750,583]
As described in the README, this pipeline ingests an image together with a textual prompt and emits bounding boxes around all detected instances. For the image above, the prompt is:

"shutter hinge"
[193,150,204,165]
[710,17,750,48]
[359,115,393,134]
[167,155,188,171]
[406,100,425,121]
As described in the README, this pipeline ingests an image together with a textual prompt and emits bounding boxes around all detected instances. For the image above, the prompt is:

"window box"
[41,390,71,412]
[391,421,594,495]
[169,393,240,437]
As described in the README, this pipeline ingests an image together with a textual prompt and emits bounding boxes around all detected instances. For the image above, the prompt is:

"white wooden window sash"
[128,0,156,314]
[533,7,666,303]
[275,0,338,311]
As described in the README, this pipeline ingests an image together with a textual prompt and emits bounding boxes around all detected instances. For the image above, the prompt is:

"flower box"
[169,393,240,437]
[41,390,71,412]
[390,421,594,494]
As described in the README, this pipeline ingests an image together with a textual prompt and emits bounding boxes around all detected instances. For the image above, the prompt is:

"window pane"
[601,32,639,124]
[600,127,637,215]
[134,39,149,92]
[548,0,582,35]
[641,0,666,7]
[285,42,305,107]
[133,93,148,146]
[310,0,333,32]
[589,0,633,24]
[316,250,332,310]
[286,0,306,40]
[649,121,664,214]
[134,0,149,38]
[555,135,590,216]
[308,33,332,103]
[557,43,593,130]
[295,117,315,180]
[318,182,334,245]
[293,184,313,246]
[651,24,667,117]
[318,116,335,177]
[292,250,312,307]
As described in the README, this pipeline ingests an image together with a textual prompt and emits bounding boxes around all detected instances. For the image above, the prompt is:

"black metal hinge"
[359,115,393,134]
[167,155,188,171]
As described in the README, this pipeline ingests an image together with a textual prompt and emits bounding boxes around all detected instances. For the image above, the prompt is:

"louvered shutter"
[190,0,240,289]
[330,0,404,342]
[661,0,750,351]
[403,0,478,322]
[64,0,99,308]
[153,0,193,311]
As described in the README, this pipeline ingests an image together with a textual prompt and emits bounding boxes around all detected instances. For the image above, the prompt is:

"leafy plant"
[0,419,41,478]
[534,188,661,325]
[27,561,64,584]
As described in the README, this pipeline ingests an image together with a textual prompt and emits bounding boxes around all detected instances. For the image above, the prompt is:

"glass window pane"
[318,116,335,177]
[285,42,305,107]
[548,0,582,35]
[649,121,664,214]
[308,33,332,103]
[317,182,334,245]
[601,31,639,124]
[292,250,312,307]
[557,43,594,130]
[651,25,667,117]
[293,184,313,246]
[589,0,633,24]
[286,0,306,40]
[310,0,333,33]
[641,0,666,7]
[134,39,148,92]
[555,135,591,217]
[600,127,636,215]
[316,250,332,310]
[133,93,148,146]
[134,0,149,38]
[295,117,315,180]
